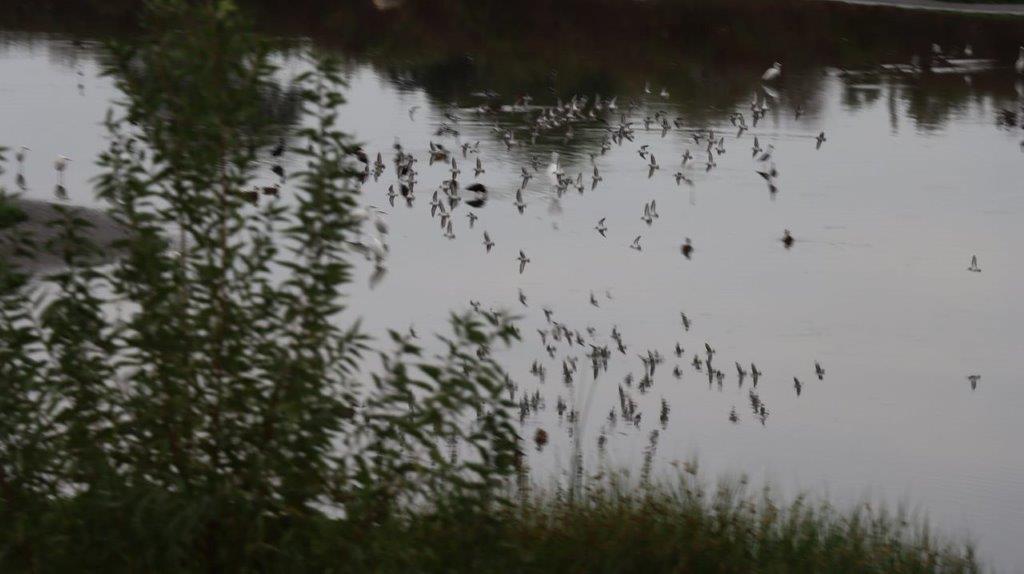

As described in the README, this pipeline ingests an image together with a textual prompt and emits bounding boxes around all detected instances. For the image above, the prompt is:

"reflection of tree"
[4,0,1024,132]
[839,72,1019,133]
[309,0,1024,133]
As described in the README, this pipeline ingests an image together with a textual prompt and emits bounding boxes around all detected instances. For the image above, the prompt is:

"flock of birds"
[18,50,1009,454]
[339,54,1008,443]
[333,61,853,442]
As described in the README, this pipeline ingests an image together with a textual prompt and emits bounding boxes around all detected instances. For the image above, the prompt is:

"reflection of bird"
[762,62,782,82]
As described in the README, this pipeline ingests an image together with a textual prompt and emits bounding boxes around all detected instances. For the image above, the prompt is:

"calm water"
[3,7,1024,569]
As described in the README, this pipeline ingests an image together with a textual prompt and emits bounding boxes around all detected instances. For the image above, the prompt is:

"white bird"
[761,62,782,82]
[54,155,71,183]
[547,151,562,176]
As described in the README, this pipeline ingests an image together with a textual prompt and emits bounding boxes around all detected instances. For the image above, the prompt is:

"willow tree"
[0,1,519,570]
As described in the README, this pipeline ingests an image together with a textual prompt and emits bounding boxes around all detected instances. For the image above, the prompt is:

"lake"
[2,1,1023,570]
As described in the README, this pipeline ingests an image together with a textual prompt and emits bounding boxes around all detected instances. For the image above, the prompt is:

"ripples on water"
[2,2,1024,568]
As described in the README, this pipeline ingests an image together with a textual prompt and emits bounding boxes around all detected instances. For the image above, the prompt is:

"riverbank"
[823,0,1024,14]
[0,199,124,273]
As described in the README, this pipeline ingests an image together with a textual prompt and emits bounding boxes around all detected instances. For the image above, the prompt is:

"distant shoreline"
[821,0,1024,15]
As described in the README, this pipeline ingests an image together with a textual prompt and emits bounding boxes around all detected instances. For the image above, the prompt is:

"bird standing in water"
[54,155,71,199]
[681,238,693,259]
[762,62,782,82]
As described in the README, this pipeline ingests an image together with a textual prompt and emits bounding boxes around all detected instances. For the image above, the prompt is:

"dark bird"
[815,361,825,380]
[466,182,488,208]
[680,238,693,259]
[517,250,530,273]
[782,230,794,249]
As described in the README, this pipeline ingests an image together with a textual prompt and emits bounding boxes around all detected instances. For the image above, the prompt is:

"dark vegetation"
[0,1,992,571]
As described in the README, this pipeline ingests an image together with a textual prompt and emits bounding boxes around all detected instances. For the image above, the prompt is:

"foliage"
[360,473,980,574]
[0,1,519,571]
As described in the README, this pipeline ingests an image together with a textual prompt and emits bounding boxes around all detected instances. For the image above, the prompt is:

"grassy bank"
[359,479,979,574]
[1,476,980,572]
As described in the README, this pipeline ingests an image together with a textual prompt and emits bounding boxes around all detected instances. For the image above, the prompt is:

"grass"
[336,473,980,574]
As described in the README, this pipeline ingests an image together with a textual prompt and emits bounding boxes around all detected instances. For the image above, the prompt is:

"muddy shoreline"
[1,199,125,273]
